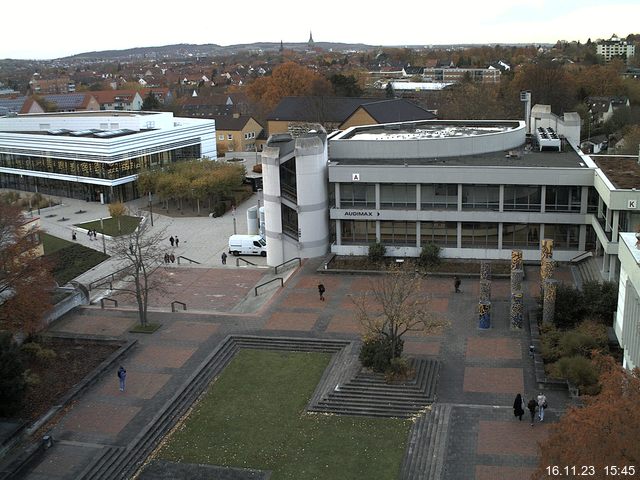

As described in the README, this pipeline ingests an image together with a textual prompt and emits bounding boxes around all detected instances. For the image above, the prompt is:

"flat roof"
[0,128,144,139]
[330,144,588,169]
[338,120,521,141]
[8,110,159,118]
[592,155,640,189]
[348,123,516,141]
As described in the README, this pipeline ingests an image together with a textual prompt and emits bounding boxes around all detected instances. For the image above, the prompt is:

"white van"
[228,234,267,257]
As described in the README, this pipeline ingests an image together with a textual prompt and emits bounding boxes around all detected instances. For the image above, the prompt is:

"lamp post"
[232,205,237,235]
[148,191,154,226]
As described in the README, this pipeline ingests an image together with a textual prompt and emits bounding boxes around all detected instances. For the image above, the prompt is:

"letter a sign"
[352,173,360,181]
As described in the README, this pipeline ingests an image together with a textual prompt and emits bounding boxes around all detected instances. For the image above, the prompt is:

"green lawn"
[159,349,410,479]
[42,232,74,255]
[74,215,141,237]
[42,233,110,285]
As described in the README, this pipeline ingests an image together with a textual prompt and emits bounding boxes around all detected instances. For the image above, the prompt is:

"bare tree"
[109,215,169,326]
[352,266,448,360]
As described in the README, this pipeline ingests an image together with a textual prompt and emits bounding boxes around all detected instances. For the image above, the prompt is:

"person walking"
[454,275,461,293]
[318,283,326,301]
[221,252,227,265]
[513,393,525,421]
[117,366,127,392]
[72,230,77,241]
[88,229,93,241]
[169,236,175,247]
[537,392,547,422]
[527,398,537,426]
[175,236,179,247]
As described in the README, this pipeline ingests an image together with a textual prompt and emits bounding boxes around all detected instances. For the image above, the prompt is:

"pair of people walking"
[514,392,547,425]
[169,236,180,247]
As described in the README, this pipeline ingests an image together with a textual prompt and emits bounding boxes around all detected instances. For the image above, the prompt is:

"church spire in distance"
[308,31,314,48]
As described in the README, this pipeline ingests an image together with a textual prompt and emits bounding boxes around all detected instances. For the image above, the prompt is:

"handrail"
[177,256,200,265]
[274,257,301,274]
[254,277,283,296]
[236,257,257,267]
[171,301,187,312]
[89,265,130,291]
[100,297,118,309]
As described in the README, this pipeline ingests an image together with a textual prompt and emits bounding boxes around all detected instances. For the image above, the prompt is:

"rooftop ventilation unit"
[535,127,561,151]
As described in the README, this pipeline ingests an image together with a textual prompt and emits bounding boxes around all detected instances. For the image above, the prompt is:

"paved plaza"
[10,196,573,479]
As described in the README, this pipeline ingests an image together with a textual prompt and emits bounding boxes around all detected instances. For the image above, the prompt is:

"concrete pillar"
[540,185,546,213]
[478,301,491,329]
[511,249,523,270]
[580,186,589,214]
[499,185,504,212]
[511,269,524,293]
[480,261,491,281]
[609,254,618,282]
[457,184,462,212]
[542,279,557,325]
[480,280,491,303]
[510,292,524,330]
[612,210,620,240]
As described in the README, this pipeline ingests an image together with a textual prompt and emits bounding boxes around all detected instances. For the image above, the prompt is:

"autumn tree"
[141,91,161,111]
[246,62,332,115]
[352,266,448,371]
[533,355,640,479]
[0,204,54,336]
[108,201,127,233]
[512,59,577,113]
[109,217,168,327]
[0,332,26,416]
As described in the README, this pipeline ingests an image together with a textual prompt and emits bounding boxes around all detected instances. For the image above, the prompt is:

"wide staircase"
[399,404,453,480]
[76,335,349,480]
[309,358,440,418]
[575,256,602,285]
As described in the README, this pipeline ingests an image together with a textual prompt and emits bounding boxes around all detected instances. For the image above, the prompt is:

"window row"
[339,220,581,249]
[338,183,593,213]
[0,146,201,180]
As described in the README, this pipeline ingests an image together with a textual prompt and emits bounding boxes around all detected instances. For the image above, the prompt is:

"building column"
[376,221,381,242]
[375,183,380,210]
[540,185,546,213]
[612,210,620,239]
[457,184,463,212]
[609,254,618,282]
[416,184,421,211]
[335,219,342,246]
[416,222,421,248]
[605,208,613,233]
[580,186,589,214]
[499,185,504,213]
[457,221,462,249]
[579,224,587,251]
[334,183,341,208]
[498,223,503,250]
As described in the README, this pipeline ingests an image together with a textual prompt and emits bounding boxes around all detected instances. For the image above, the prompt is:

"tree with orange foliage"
[533,355,640,479]
[0,203,54,336]
[246,62,332,115]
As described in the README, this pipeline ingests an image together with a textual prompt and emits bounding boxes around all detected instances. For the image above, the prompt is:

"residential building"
[91,90,144,111]
[422,67,501,84]
[267,97,436,137]
[0,111,216,202]
[213,114,263,153]
[29,76,75,94]
[596,34,636,63]
[0,97,44,115]
[586,96,631,125]
[41,94,100,112]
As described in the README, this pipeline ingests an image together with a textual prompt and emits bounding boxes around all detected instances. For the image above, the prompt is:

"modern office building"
[615,232,640,371]
[0,111,216,202]
[262,106,640,281]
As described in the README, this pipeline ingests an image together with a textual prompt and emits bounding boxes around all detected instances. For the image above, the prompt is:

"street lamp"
[148,191,154,226]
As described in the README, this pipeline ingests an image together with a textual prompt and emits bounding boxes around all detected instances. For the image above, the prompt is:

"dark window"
[462,185,500,211]
[461,222,499,248]
[420,221,457,247]
[503,185,541,212]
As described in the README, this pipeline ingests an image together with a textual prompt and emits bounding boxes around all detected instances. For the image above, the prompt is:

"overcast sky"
[2,0,639,60]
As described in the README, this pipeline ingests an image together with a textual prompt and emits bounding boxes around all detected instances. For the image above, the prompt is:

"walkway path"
[13,207,573,479]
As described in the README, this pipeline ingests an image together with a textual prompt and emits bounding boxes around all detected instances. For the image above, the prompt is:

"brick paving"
[19,259,578,480]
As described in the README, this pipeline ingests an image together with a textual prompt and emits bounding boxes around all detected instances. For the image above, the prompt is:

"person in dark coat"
[527,398,537,426]
[513,393,525,421]
[221,252,227,265]
[454,276,461,293]
[169,236,175,247]
[117,366,127,392]
[318,283,325,301]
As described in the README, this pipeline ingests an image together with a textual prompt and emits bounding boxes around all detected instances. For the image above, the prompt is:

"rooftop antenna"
[520,91,531,134]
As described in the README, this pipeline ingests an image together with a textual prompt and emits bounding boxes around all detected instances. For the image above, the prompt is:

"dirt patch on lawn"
[19,338,120,423]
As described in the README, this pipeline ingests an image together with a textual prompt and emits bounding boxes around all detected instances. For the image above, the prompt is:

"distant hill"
[63,42,376,61]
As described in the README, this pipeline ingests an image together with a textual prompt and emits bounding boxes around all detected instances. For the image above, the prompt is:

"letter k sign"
[629,200,637,209]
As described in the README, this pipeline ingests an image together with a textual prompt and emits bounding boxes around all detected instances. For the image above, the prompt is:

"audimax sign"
[343,211,380,217]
